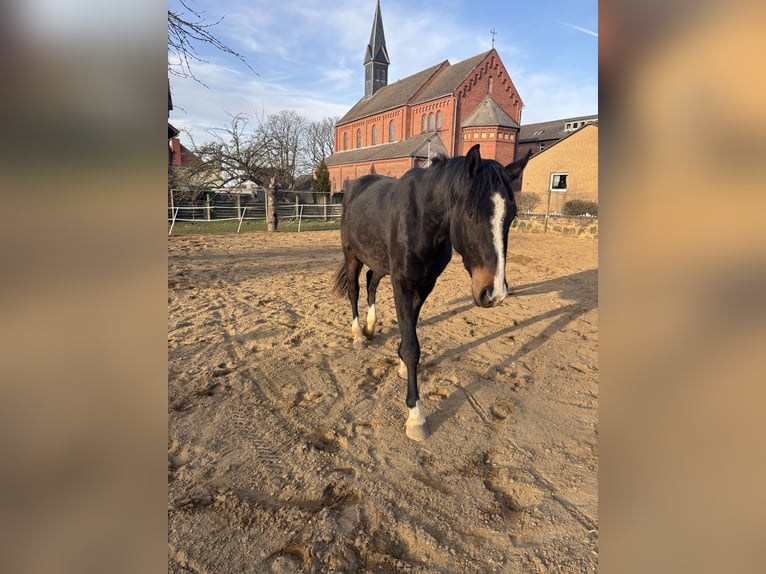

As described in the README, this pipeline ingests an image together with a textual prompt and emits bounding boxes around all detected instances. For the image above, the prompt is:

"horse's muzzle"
[476,285,506,308]
[471,268,507,308]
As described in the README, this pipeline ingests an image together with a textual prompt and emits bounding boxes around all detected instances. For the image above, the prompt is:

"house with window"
[323,0,524,198]
[518,122,598,215]
[516,114,598,158]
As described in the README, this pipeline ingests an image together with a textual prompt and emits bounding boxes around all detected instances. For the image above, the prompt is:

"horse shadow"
[424,268,598,434]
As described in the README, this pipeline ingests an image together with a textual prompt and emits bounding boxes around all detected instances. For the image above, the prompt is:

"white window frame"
[550,172,568,192]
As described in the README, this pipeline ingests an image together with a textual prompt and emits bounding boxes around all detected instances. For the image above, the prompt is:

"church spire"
[364,0,390,99]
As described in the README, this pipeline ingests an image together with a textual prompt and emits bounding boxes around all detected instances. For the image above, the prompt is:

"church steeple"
[364,0,390,99]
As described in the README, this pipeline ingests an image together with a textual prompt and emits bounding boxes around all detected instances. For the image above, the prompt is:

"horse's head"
[451,145,530,308]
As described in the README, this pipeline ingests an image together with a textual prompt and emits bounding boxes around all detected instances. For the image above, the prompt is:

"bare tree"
[305,117,337,167]
[168,0,256,84]
[514,191,542,215]
[179,110,327,231]
[168,161,218,204]
[185,113,272,189]
[260,110,307,188]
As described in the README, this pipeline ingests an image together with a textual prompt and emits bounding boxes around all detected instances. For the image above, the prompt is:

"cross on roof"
[490,28,497,48]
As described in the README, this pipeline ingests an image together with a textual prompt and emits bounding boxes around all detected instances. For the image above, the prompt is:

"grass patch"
[168,218,341,236]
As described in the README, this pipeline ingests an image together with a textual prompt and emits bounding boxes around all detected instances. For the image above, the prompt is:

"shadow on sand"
[424,268,598,435]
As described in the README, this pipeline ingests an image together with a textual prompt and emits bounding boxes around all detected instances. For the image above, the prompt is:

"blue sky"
[168,0,598,146]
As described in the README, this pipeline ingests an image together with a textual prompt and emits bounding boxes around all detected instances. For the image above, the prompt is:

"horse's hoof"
[406,422,430,441]
[362,328,374,340]
[353,339,368,350]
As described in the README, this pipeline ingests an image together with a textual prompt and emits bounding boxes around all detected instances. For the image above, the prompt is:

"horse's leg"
[397,284,433,379]
[392,279,430,441]
[363,269,384,339]
[344,252,366,348]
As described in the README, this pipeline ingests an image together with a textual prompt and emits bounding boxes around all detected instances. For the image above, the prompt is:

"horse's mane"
[427,154,510,220]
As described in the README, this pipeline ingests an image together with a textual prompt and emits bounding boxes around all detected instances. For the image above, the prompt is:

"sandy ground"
[168,229,598,573]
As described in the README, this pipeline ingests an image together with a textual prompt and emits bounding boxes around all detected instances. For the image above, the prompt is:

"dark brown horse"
[331,144,530,440]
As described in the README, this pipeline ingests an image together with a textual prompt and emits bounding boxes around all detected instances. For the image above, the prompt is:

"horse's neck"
[422,171,455,228]
[437,171,470,223]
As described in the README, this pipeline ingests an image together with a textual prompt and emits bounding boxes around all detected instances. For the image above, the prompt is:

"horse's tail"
[330,260,349,298]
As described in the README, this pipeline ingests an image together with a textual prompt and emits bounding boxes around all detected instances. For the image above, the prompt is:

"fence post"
[237,206,247,233]
[295,195,299,219]
[168,207,179,236]
[206,193,211,221]
[544,189,552,234]
[323,195,327,221]
[236,193,241,219]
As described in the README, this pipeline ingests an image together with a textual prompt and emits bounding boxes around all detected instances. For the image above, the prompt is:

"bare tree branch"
[168,0,256,85]
[179,113,272,193]
[305,117,337,167]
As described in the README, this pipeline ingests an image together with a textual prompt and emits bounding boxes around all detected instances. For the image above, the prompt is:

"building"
[324,0,524,198]
[168,124,200,169]
[168,82,200,171]
[516,114,598,158]
[518,122,598,215]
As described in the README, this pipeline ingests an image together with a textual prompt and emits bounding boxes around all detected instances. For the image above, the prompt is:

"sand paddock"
[168,229,597,572]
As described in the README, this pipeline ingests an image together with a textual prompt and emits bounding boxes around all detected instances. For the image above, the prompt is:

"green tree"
[312,160,331,203]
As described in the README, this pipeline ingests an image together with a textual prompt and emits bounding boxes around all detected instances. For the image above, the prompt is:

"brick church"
[324,0,524,197]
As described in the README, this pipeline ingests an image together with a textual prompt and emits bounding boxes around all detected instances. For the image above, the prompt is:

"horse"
[331,144,531,441]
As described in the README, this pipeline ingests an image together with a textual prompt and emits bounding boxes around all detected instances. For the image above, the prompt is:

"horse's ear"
[505,149,532,181]
[465,144,481,177]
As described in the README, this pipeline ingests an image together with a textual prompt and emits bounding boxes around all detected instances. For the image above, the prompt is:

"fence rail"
[167,198,343,235]
[167,193,596,236]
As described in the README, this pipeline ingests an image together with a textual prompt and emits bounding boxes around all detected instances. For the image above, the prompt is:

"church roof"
[412,51,491,104]
[338,50,493,126]
[461,96,520,128]
[324,132,448,166]
[338,62,445,125]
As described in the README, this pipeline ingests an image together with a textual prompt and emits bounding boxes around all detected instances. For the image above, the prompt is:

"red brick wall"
[461,126,517,165]
[411,96,455,154]
[453,50,522,161]
[169,138,182,166]
[328,156,415,197]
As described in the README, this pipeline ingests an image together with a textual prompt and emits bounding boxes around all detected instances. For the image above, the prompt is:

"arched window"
[332,178,336,192]
[428,113,435,131]
[356,129,362,148]
[343,133,348,151]
[389,120,395,142]
[421,115,427,133]
[488,76,493,95]
[436,111,442,130]
[372,125,378,145]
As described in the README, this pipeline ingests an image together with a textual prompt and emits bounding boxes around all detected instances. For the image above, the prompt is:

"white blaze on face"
[489,193,507,301]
